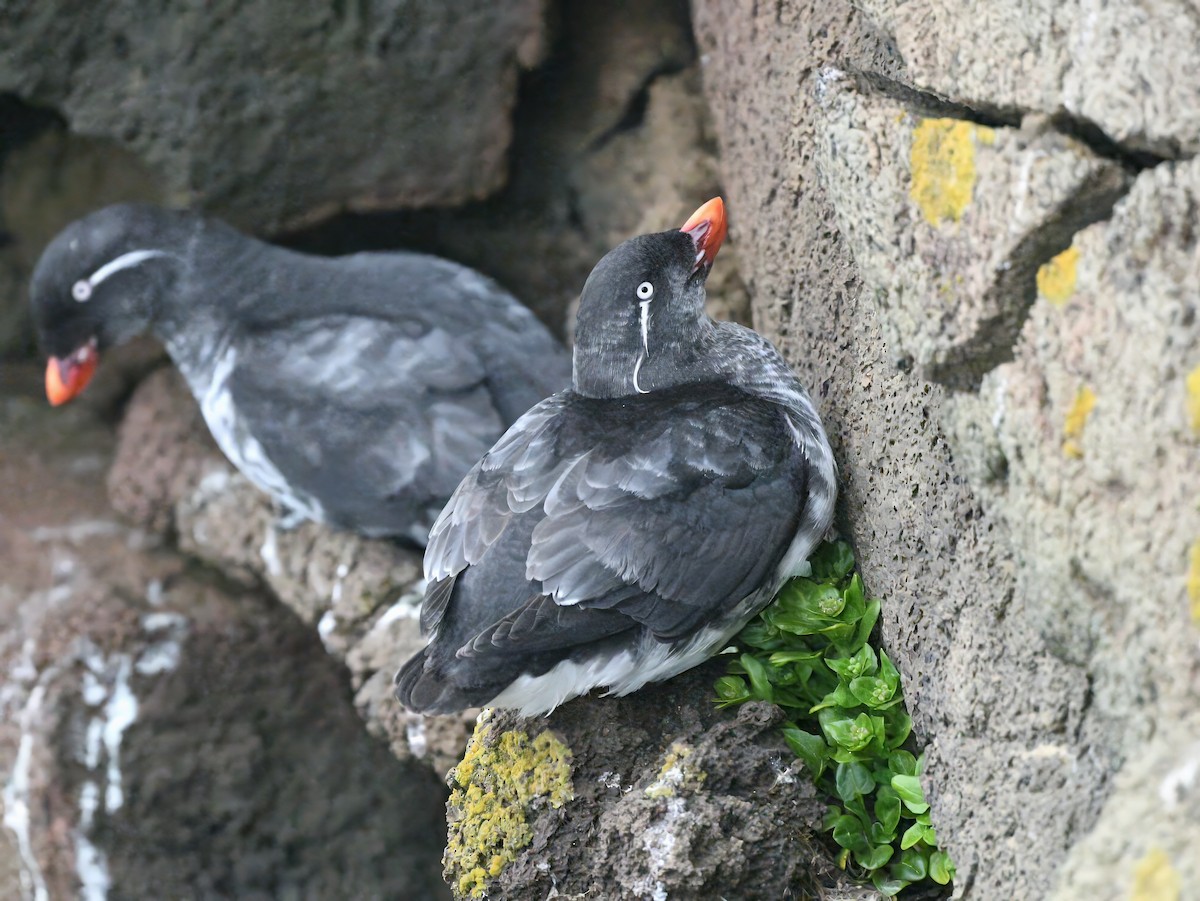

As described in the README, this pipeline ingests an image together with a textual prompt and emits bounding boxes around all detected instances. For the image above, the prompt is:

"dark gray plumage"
[30,204,571,542]
[395,198,838,716]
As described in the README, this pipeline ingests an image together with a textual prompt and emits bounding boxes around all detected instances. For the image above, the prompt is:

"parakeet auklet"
[30,204,572,543]
[394,198,838,716]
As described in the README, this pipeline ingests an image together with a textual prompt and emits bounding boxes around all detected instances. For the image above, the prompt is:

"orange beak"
[45,341,99,406]
[680,196,728,273]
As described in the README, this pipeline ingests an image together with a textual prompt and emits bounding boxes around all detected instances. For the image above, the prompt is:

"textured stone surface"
[106,368,475,777]
[0,371,448,900]
[691,1,1090,897]
[0,0,546,230]
[950,157,1200,898]
[282,0,748,338]
[856,0,1200,157]
[447,671,867,901]
[815,77,1128,386]
[691,1,1200,898]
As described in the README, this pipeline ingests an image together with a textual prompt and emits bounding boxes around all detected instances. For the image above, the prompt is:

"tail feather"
[393,647,500,715]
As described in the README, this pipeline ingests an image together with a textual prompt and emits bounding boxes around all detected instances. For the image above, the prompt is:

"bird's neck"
[146,218,261,385]
[572,314,717,398]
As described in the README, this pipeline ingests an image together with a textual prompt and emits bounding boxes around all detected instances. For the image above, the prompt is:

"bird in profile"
[30,204,572,543]
[395,197,838,716]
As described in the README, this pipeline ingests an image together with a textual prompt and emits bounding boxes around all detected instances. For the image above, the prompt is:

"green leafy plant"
[715,541,955,896]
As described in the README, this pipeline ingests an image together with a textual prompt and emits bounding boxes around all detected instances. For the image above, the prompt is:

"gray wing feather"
[421,389,808,643]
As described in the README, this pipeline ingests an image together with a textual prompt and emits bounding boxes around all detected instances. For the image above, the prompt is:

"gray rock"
[0,0,547,230]
[693,1,1200,897]
[444,673,868,900]
[0,375,448,900]
[814,76,1128,387]
[856,0,1200,158]
[106,368,475,777]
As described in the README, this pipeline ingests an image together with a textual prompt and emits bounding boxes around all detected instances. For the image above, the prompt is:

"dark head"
[573,197,728,398]
[31,204,192,405]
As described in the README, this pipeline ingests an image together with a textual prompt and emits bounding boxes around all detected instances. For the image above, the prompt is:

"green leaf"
[769,580,845,633]
[809,540,856,581]
[916,751,928,776]
[737,619,782,649]
[713,675,748,704]
[830,814,869,853]
[767,648,825,665]
[782,726,828,780]
[892,848,929,882]
[878,648,900,693]
[891,774,930,814]
[852,599,882,649]
[885,711,913,749]
[929,850,956,885]
[849,676,896,708]
[809,681,858,713]
[899,821,926,850]
[853,843,894,870]
[739,653,774,702]
[820,711,878,753]
[871,873,909,897]
[826,644,877,680]
[842,794,871,828]
[868,820,890,845]
[874,785,901,835]
[835,761,874,802]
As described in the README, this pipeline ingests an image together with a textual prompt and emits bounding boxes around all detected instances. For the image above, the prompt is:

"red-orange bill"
[46,343,99,406]
[680,196,728,272]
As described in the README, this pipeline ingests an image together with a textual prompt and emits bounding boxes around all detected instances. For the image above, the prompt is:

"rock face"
[688,0,1200,897]
[106,367,477,780]
[442,670,862,901]
[0,374,448,900]
[0,1,546,230]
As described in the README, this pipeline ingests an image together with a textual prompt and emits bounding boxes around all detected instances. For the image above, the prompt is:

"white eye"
[72,280,92,302]
[636,281,654,300]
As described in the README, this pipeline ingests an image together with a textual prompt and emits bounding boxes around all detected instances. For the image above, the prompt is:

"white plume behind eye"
[636,281,654,300]
[71,249,171,303]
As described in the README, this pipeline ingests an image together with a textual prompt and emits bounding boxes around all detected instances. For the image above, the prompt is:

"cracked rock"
[814,74,1128,388]
[856,0,1200,159]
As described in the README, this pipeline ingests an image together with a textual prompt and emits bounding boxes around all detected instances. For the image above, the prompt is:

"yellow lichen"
[1188,540,1200,625]
[644,742,707,799]
[910,119,992,225]
[445,720,574,899]
[1037,246,1081,306]
[1062,385,1097,459]
[1185,364,1200,433]
[1129,847,1181,901]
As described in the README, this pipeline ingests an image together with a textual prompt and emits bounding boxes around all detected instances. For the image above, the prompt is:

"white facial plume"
[632,280,654,394]
[71,249,171,303]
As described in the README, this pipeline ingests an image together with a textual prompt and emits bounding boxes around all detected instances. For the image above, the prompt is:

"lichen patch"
[1037,246,1081,306]
[1063,385,1097,459]
[909,119,992,225]
[445,719,574,899]
[1185,364,1200,433]
[1129,847,1181,901]
[644,742,707,799]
